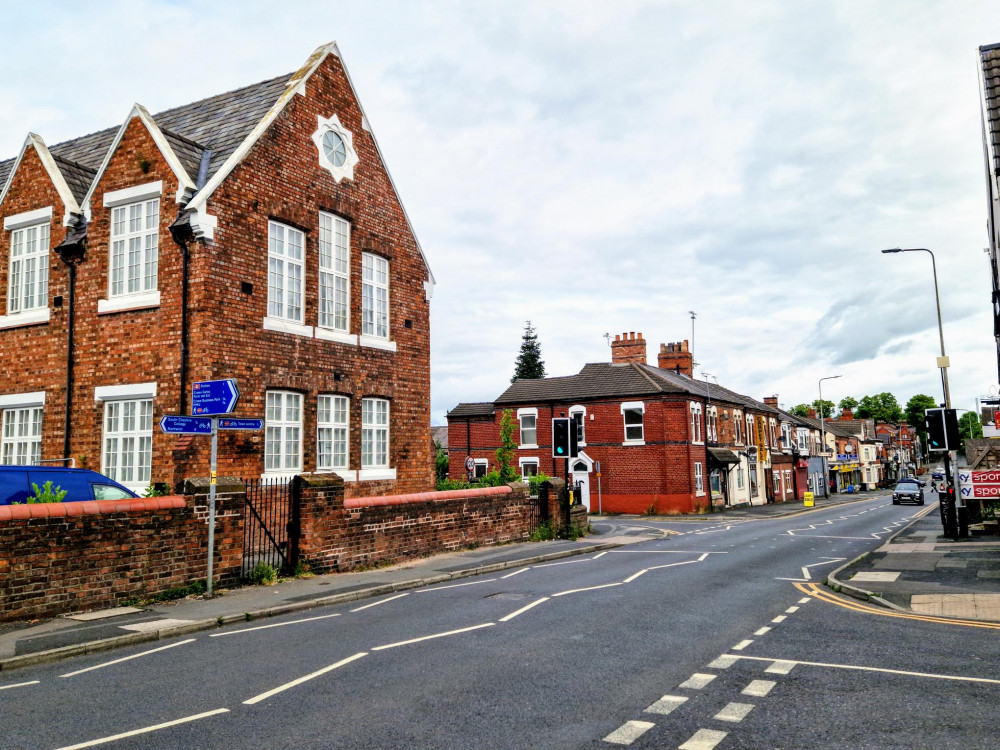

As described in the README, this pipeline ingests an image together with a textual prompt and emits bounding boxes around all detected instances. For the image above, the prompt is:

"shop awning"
[707,447,741,465]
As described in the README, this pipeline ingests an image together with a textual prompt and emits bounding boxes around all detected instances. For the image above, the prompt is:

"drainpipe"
[169,213,194,414]
[55,218,87,462]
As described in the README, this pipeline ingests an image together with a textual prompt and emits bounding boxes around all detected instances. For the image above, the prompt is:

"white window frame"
[736,464,745,490]
[622,401,645,445]
[101,398,153,490]
[361,252,390,343]
[695,461,704,495]
[769,418,777,447]
[265,390,303,476]
[747,415,755,447]
[266,221,305,326]
[734,411,743,444]
[109,197,159,299]
[517,408,538,449]
[1,405,43,465]
[784,470,792,494]
[317,394,351,478]
[773,471,781,493]
[781,423,791,449]
[690,402,703,444]
[473,458,489,479]
[797,428,809,452]
[569,405,586,446]
[519,457,539,479]
[707,407,718,443]
[318,212,351,340]
[7,220,49,317]
[361,397,392,478]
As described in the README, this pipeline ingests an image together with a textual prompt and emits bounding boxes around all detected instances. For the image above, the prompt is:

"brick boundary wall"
[295,475,563,573]
[0,494,243,622]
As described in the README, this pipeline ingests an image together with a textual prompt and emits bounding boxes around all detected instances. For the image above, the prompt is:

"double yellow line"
[794,582,1000,631]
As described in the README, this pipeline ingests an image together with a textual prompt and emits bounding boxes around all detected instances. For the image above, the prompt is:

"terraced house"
[447,333,798,514]
[0,43,434,496]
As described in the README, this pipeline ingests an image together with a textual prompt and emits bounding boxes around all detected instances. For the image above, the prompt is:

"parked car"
[0,466,138,506]
[931,470,945,481]
[892,479,924,505]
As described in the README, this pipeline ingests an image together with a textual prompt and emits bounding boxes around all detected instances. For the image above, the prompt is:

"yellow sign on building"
[756,416,769,462]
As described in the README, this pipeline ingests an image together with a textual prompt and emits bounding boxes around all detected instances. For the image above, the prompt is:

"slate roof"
[446,402,496,419]
[0,72,292,206]
[982,43,1000,181]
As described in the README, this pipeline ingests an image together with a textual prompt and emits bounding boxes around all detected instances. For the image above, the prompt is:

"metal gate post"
[288,475,302,572]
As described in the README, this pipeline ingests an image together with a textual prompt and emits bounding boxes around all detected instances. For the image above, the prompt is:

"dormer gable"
[0,134,82,226]
[81,104,198,217]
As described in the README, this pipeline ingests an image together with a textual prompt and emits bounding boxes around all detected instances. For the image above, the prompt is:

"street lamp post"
[819,375,842,498]
[882,247,960,537]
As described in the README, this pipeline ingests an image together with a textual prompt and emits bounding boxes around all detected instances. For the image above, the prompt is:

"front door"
[571,460,591,510]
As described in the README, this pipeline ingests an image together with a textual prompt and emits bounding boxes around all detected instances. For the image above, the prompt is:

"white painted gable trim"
[81,104,196,214]
[0,134,81,226]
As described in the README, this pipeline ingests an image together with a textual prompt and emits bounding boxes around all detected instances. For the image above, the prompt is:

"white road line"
[765,660,796,674]
[754,626,771,636]
[350,593,409,611]
[52,708,230,749]
[210,613,341,637]
[647,560,699,571]
[742,679,776,697]
[60,639,196,677]
[623,569,648,583]
[534,559,588,568]
[789,534,874,540]
[644,694,688,715]
[798,597,811,604]
[552,582,623,597]
[592,551,609,559]
[603,720,655,745]
[732,655,1000,685]
[679,728,728,750]
[785,606,799,614]
[0,680,38,690]
[679,673,716,689]
[697,553,710,561]
[714,702,755,722]
[499,597,549,622]
[732,639,753,651]
[707,655,738,669]
[417,578,497,591]
[501,567,531,579]
[371,623,495,651]
[771,615,787,623]
[244,652,367,705]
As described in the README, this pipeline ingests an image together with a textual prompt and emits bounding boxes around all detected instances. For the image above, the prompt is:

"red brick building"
[447,332,792,514]
[0,43,434,496]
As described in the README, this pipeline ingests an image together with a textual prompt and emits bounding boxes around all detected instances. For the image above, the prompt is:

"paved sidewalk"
[0,531,661,673]
[829,501,1000,622]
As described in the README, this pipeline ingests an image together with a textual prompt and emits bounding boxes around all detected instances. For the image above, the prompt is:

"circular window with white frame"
[311,113,359,183]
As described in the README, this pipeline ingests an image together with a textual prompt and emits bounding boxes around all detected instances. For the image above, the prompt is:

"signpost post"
[160,379,262,596]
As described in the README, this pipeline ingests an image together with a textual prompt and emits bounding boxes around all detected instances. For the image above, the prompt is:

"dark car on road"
[932,470,945,481]
[0,466,138,505]
[892,479,924,505]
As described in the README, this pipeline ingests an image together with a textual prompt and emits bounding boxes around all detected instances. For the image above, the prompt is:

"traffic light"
[925,409,946,451]
[553,418,570,458]
[924,408,960,451]
[552,418,579,458]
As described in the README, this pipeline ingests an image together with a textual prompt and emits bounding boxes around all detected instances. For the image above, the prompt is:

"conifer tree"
[511,321,546,383]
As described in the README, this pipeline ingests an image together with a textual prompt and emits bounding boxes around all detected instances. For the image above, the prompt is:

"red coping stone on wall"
[0,496,187,522]
[345,485,512,509]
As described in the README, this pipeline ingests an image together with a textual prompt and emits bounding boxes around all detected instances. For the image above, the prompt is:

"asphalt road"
[4,495,997,749]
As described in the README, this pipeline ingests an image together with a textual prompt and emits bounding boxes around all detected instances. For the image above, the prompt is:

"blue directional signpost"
[159,378,262,596]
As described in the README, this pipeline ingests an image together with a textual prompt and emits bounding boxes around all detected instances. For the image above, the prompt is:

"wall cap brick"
[345,484,514,509]
[0,496,186,522]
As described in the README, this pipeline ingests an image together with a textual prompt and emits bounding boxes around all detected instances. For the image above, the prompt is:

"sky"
[2,0,999,424]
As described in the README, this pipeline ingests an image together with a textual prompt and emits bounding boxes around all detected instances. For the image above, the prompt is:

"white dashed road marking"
[501,567,530,579]
[350,593,409,611]
[771,615,787,623]
[732,639,753,651]
[798,597,811,604]
[209,613,341,637]
[603,720,655,745]
[765,660,797,674]
[707,655,738,669]
[498,597,549,622]
[785,606,799,613]
[0,680,38,690]
[60,639,196,677]
[742,679,776,697]
[416,578,498,591]
[679,672,717,689]
[714,702,755,722]
[371,623,494,651]
[754,626,771,636]
[679,728,729,750]
[243,652,368,705]
[51,708,230,750]
[644,695,688,715]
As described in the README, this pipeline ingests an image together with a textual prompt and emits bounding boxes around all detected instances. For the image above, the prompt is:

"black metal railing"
[242,476,300,579]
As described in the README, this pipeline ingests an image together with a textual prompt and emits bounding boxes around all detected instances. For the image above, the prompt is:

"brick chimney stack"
[808,408,817,418]
[657,340,693,378]
[839,408,854,421]
[611,332,647,364]
[764,396,779,408]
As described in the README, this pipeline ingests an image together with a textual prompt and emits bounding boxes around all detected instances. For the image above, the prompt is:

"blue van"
[0,466,138,505]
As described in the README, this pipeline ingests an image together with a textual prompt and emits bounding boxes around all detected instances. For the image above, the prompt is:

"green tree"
[905,394,938,431]
[495,409,518,483]
[511,321,545,383]
[855,393,904,423]
[958,411,984,443]
[434,441,449,482]
[838,396,859,415]
[790,404,811,418]
[812,399,835,419]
